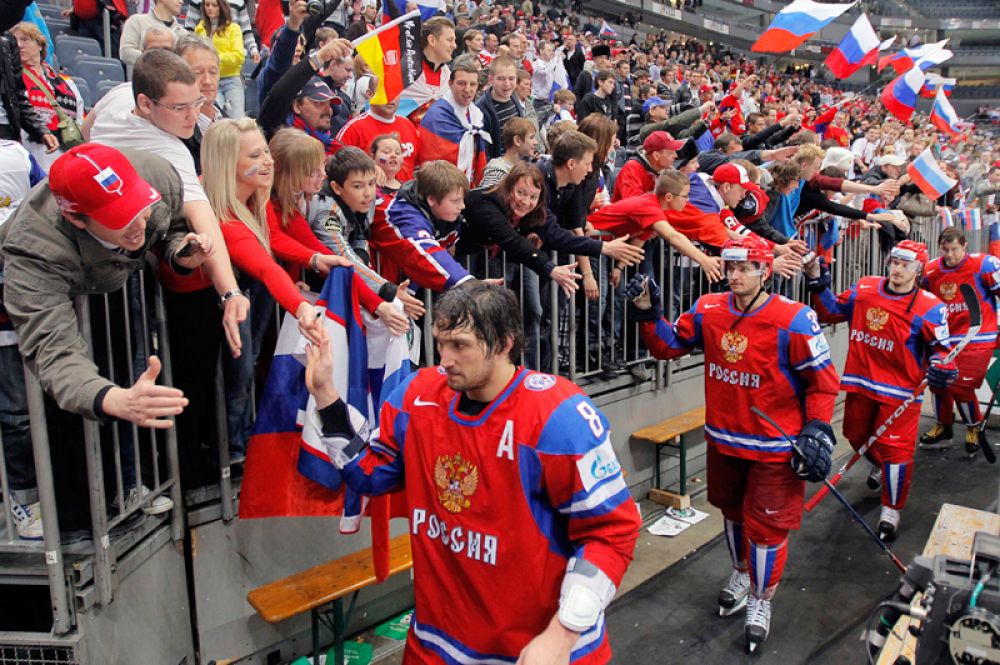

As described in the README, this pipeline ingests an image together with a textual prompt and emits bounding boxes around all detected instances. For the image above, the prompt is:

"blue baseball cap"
[642,96,668,116]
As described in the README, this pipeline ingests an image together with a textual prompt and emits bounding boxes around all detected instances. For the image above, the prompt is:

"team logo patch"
[434,453,479,514]
[866,307,889,332]
[720,331,748,364]
[383,50,398,66]
[524,373,556,391]
[939,282,957,301]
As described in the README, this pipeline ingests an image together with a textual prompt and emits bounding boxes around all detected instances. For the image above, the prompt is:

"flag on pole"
[907,147,957,200]
[353,10,423,106]
[877,35,896,51]
[387,0,445,20]
[940,207,954,228]
[961,209,982,231]
[878,39,950,75]
[930,88,962,136]
[880,67,925,123]
[921,73,957,98]
[751,0,856,53]
[824,14,880,79]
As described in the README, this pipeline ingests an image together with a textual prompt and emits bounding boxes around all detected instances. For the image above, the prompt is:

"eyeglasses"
[673,193,690,200]
[151,96,207,113]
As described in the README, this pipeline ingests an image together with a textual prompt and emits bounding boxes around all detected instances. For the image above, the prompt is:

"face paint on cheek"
[244,165,260,178]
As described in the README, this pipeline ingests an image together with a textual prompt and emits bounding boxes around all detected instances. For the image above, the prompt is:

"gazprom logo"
[384,50,398,66]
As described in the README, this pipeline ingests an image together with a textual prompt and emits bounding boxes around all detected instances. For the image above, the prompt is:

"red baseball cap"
[713,163,759,191]
[49,144,161,230]
[644,130,685,153]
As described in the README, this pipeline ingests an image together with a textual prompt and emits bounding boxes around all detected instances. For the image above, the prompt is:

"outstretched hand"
[100,356,188,429]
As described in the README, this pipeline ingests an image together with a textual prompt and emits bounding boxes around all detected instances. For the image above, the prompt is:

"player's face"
[236,130,274,191]
[427,189,466,222]
[887,258,919,291]
[434,326,499,395]
[726,260,766,296]
[939,240,966,268]
[332,170,377,213]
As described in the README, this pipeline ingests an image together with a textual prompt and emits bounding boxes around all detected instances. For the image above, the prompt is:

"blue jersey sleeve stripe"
[561,488,634,520]
[517,446,575,559]
[569,614,607,662]
[411,617,518,665]
[557,475,629,516]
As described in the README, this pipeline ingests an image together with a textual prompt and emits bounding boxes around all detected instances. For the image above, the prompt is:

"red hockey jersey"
[639,292,840,462]
[343,367,641,664]
[812,276,951,404]
[922,252,1000,348]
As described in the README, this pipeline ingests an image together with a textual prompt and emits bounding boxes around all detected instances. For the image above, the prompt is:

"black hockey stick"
[806,282,982,511]
[976,372,1000,464]
[752,406,907,573]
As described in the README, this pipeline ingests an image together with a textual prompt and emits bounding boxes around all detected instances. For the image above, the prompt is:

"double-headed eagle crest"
[720,331,749,364]
[939,282,957,301]
[434,452,480,513]
[866,307,889,332]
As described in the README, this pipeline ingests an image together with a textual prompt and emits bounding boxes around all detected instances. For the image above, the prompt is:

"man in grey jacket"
[0,144,211,538]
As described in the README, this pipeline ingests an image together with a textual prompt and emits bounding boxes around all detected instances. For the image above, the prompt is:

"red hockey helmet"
[721,235,773,266]
[888,240,928,273]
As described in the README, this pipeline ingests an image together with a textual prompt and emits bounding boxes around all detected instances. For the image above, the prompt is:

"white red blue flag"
[907,147,956,200]
[824,14,880,79]
[930,88,962,136]
[751,0,856,53]
[880,67,925,123]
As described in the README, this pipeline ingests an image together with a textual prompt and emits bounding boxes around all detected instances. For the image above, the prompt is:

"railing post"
[101,8,112,58]
[74,296,115,607]
[153,281,186,538]
[549,251,559,376]
[215,355,235,523]
[24,369,72,635]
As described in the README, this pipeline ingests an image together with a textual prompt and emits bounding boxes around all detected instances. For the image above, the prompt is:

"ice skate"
[744,595,772,654]
[718,569,750,617]
[965,425,980,455]
[877,506,900,541]
[918,423,953,450]
[866,465,882,492]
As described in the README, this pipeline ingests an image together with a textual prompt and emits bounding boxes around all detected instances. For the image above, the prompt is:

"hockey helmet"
[721,235,773,278]
[888,240,928,274]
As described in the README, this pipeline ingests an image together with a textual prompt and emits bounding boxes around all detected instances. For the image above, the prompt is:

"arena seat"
[55,35,103,66]
[71,56,125,98]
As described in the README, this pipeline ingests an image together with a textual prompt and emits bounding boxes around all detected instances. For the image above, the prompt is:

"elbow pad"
[558,557,617,633]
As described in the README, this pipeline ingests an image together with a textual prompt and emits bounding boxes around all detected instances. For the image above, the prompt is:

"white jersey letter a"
[496,420,515,461]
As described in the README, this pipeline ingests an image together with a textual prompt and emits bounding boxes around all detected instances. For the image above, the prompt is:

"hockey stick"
[751,407,907,573]
[805,283,982,512]
[976,371,1000,464]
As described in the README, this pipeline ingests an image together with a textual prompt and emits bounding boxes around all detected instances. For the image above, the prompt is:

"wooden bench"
[876,503,1000,664]
[631,406,705,510]
[247,534,413,665]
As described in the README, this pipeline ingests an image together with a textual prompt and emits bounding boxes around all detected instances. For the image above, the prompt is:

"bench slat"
[631,407,706,445]
[247,534,413,623]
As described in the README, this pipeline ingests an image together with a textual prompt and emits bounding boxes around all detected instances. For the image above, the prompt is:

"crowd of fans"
[0,0,999,541]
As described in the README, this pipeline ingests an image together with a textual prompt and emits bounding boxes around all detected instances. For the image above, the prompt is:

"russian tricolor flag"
[824,14,880,79]
[752,0,856,53]
[940,208,954,228]
[961,209,982,231]
[907,147,957,201]
[921,73,957,98]
[600,20,617,37]
[930,88,962,136]
[878,39,949,75]
[881,67,925,123]
[989,216,1000,257]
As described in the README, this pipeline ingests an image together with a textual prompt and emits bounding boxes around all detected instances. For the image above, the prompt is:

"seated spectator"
[120,0,188,67]
[258,37,353,147]
[0,144,211,534]
[419,54,489,186]
[194,0,245,118]
[477,55,523,161]
[337,98,420,183]
[312,146,423,318]
[588,169,723,282]
[11,22,83,170]
[184,0,260,65]
[480,117,538,188]
[0,26,53,148]
[370,160,475,292]
[547,89,576,127]
[176,35,226,171]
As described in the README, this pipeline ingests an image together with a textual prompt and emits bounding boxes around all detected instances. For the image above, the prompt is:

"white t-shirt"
[89,82,207,204]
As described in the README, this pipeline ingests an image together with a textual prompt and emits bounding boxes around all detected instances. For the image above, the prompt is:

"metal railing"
[0,208,992,640]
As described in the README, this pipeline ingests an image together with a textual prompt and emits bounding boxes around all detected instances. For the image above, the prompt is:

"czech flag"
[824,14,880,79]
[930,88,962,136]
[354,10,423,106]
[880,67,924,123]
[751,0,856,54]
[907,147,957,201]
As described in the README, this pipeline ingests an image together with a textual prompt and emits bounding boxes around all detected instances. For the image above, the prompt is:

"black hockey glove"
[791,420,835,482]
[804,257,832,294]
[624,274,662,322]
[926,358,958,388]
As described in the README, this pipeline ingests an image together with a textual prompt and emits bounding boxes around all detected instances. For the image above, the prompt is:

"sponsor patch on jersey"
[808,334,830,358]
[577,440,621,492]
[524,373,557,391]
[934,323,949,342]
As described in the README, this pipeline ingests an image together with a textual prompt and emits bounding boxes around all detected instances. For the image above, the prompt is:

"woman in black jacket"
[458,160,643,367]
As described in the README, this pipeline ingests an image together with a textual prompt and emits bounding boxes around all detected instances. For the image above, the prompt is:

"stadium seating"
[94,79,121,104]
[71,56,125,98]
[44,17,71,39]
[36,3,65,19]
[904,0,1000,19]
[71,76,92,109]
[55,35,103,66]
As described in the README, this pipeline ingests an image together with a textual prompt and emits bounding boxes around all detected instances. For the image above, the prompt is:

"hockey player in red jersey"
[625,236,840,654]
[805,240,957,540]
[919,227,1000,453]
[303,282,641,665]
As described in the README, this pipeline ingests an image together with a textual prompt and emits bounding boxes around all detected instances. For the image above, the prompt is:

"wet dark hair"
[433,282,524,360]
